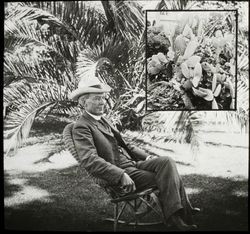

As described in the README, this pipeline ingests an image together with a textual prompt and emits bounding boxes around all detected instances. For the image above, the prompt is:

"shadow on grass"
[182,174,248,231]
[4,176,23,198]
[4,164,248,231]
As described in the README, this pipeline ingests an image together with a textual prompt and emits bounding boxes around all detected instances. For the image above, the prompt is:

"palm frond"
[32,1,107,46]
[5,4,84,66]
[4,45,75,90]
[156,0,200,10]
[4,51,42,86]
[201,110,248,134]
[4,79,81,156]
[4,79,73,119]
[76,34,130,69]
[123,39,145,87]
[238,51,248,71]
[5,20,44,50]
[49,102,82,118]
[102,1,144,41]
[75,34,136,97]
[75,52,113,83]
[5,21,79,66]
[4,101,56,156]
[5,4,79,42]
[149,111,202,149]
[236,76,249,131]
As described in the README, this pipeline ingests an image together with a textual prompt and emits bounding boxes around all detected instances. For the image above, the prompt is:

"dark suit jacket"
[72,111,148,185]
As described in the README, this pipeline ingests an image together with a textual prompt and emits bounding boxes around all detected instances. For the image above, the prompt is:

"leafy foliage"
[3,0,249,158]
[4,1,146,155]
[146,11,237,110]
[146,26,171,58]
[144,0,248,153]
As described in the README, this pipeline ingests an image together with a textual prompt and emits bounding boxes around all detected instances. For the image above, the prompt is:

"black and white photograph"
[146,10,237,110]
[3,0,249,232]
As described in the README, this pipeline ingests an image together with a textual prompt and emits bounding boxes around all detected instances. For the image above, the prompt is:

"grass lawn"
[4,118,248,231]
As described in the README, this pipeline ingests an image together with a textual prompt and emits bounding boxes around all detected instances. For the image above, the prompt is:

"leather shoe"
[191,207,201,215]
[170,214,198,231]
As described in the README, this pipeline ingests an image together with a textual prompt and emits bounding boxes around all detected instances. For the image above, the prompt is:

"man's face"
[84,93,107,116]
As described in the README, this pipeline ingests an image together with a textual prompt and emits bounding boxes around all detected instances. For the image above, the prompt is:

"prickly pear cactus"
[147,12,236,110]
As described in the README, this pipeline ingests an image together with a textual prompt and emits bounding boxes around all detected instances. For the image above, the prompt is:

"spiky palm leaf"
[4,1,145,156]
[5,4,80,43]
[4,48,74,90]
[102,1,144,41]
[75,33,130,81]
[155,0,200,10]
[5,18,79,66]
[4,0,249,158]
[4,55,36,86]
[142,110,202,146]
[33,1,107,46]
[4,102,55,156]
[75,24,146,110]
[75,54,113,86]
[5,2,108,67]
[4,80,81,156]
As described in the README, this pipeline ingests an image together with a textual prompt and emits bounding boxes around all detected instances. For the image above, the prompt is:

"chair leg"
[134,199,138,230]
[114,203,118,232]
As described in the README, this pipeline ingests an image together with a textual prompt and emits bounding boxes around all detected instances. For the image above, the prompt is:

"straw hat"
[69,76,111,101]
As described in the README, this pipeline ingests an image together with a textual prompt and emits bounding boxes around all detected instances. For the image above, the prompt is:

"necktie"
[99,118,112,134]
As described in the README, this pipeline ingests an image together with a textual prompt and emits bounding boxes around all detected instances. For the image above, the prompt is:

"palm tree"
[4,0,248,158]
[4,1,146,156]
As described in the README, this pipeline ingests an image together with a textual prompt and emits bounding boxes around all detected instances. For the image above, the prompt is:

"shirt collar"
[85,110,102,121]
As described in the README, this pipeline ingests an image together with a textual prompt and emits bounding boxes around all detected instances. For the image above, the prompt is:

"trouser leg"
[123,167,157,192]
[135,156,194,224]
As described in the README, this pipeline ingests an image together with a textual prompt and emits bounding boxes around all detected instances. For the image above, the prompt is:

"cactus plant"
[147,12,236,110]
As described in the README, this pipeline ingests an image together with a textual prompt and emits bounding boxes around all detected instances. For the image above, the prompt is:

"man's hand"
[120,173,136,193]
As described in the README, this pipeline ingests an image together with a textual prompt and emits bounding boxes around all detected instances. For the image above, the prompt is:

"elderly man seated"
[69,77,200,231]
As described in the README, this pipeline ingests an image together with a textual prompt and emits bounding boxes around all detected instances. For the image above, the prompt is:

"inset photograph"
[146,11,237,110]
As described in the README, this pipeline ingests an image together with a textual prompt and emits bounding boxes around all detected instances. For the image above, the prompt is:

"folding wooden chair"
[63,123,165,231]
